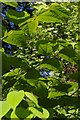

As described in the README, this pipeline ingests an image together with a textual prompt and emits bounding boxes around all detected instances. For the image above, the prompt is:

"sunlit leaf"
[0,101,11,118]
[3,30,27,47]
[29,107,49,118]
[48,91,65,99]
[38,11,62,23]
[11,110,18,119]
[7,90,24,109]
[38,43,53,56]
[25,92,38,106]
[3,2,18,8]
[28,18,38,34]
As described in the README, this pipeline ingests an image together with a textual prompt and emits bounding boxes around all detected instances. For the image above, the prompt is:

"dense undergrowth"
[0,1,80,120]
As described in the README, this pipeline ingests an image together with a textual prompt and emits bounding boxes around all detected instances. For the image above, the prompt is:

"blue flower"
[10,22,14,29]
[9,51,12,55]
[40,71,49,78]
[1,13,6,19]
[16,6,23,12]
[8,44,11,49]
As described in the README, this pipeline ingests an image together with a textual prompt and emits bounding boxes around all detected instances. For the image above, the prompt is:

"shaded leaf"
[25,68,40,79]
[15,107,32,119]
[59,45,77,64]
[6,9,30,25]
[2,51,27,74]
[40,58,62,71]
[35,81,48,98]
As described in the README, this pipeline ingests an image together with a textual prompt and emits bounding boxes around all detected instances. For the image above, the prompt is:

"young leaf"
[0,101,11,118]
[48,91,65,99]
[11,110,18,119]
[29,107,49,118]
[7,90,24,109]
[25,92,38,106]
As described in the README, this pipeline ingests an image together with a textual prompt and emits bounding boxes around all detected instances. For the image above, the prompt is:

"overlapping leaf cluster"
[0,2,80,119]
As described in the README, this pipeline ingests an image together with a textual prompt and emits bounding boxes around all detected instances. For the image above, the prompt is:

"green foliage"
[2,2,18,8]
[7,90,24,109]
[1,1,79,120]
[2,51,28,74]
[6,10,30,25]
[3,30,27,47]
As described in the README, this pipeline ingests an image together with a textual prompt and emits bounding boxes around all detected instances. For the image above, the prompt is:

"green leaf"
[38,43,53,56]
[59,45,77,64]
[25,68,40,79]
[29,107,49,118]
[3,2,18,8]
[25,92,38,106]
[48,91,66,99]
[49,3,69,20]
[40,58,62,71]
[5,109,13,119]
[3,68,21,78]
[28,18,38,34]
[38,10,62,23]
[36,40,49,50]
[6,9,30,25]
[15,107,32,119]
[2,26,7,37]
[25,114,34,119]
[7,90,24,109]
[35,81,48,98]
[11,110,18,119]
[2,51,27,74]
[56,108,66,116]
[59,45,76,58]
[0,101,11,118]
[3,30,27,47]
[67,82,78,96]
[67,72,80,81]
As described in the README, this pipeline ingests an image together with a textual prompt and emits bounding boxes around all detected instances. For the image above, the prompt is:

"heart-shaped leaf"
[7,90,24,109]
